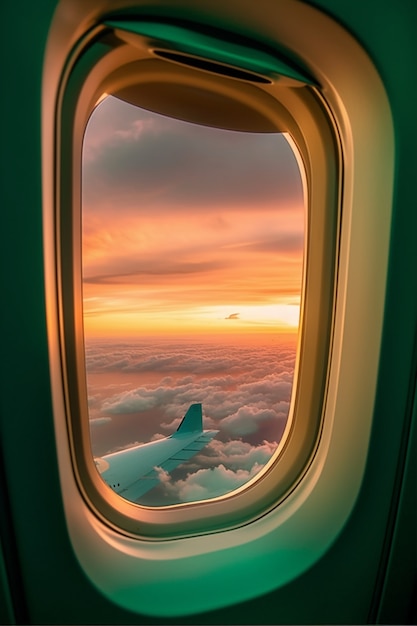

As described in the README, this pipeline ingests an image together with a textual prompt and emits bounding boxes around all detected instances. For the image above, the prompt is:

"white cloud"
[89,417,112,426]
[192,438,277,472]
[158,462,265,503]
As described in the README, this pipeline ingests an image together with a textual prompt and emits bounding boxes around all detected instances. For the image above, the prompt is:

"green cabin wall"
[0,0,415,623]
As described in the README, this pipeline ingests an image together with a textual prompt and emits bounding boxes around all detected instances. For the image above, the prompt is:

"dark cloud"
[82,96,303,213]
[83,257,227,285]
[241,233,305,254]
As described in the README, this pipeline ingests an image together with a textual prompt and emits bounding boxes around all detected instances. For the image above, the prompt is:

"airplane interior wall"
[0,0,416,624]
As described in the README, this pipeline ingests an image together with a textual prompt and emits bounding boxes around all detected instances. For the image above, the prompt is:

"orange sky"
[82,96,305,339]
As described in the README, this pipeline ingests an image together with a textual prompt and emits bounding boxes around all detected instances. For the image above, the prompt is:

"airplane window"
[82,95,305,506]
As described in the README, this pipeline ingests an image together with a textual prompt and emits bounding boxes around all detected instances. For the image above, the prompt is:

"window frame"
[57,19,339,538]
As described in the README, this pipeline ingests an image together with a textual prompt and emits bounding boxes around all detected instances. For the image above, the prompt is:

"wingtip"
[176,403,203,433]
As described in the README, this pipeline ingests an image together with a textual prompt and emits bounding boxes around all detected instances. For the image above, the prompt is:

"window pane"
[82,95,304,506]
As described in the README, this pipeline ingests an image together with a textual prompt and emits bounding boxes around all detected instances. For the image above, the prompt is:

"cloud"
[87,338,298,503]
[82,96,304,213]
[99,366,292,438]
[244,233,305,254]
[189,438,277,472]
[107,440,143,454]
[222,406,285,436]
[153,462,265,503]
[85,339,296,376]
[89,417,112,426]
[87,339,296,455]
[83,257,227,285]
[150,432,166,441]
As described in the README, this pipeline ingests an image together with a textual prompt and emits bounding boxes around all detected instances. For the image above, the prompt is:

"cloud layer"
[87,337,297,504]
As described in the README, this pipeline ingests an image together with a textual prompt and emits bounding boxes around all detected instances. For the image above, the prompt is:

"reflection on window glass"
[82,95,304,506]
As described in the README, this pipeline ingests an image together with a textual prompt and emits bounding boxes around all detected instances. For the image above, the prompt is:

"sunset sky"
[82,95,305,505]
[82,95,305,340]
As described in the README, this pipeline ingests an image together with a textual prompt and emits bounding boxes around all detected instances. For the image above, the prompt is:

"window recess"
[57,14,339,538]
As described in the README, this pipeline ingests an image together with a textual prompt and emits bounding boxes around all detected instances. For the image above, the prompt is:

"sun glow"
[83,302,301,338]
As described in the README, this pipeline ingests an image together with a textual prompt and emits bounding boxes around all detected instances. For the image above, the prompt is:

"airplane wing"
[95,403,218,502]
